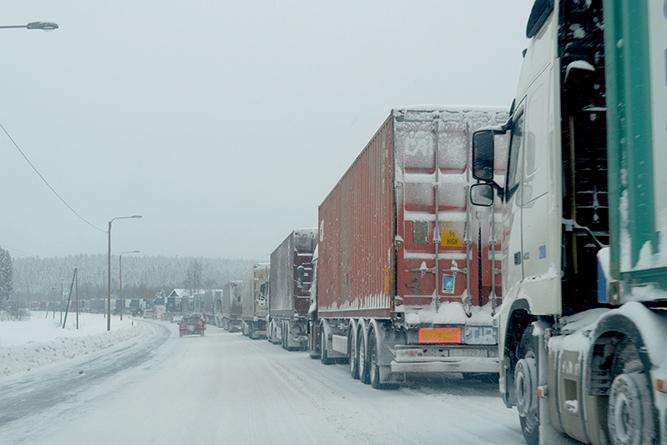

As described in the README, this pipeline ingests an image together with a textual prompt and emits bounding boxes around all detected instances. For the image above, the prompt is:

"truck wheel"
[249,324,256,340]
[320,326,334,365]
[348,325,359,379]
[515,325,539,445]
[368,328,380,388]
[308,322,321,359]
[608,371,654,445]
[358,329,369,384]
[281,321,286,348]
[269,321,276,343]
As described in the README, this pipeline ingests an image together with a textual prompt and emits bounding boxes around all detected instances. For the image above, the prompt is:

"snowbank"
[0,312,154,378]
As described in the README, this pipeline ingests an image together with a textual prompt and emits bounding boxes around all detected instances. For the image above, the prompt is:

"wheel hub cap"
[515,357,537,417]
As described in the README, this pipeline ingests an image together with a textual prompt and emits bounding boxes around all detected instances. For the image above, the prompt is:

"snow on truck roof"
[393,104,508,113]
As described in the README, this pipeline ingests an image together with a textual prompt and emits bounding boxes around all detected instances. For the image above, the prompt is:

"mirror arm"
[475,179,504,200]
[491,181,505,201]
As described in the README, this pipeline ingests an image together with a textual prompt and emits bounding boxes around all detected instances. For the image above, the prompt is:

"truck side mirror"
[472,129,495,182]
[470,183,494,207]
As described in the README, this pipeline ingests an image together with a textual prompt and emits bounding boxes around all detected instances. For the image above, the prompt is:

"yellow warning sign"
[440,223,464,248]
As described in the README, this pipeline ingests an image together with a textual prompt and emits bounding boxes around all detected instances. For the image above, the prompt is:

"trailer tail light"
[657,378,666,393]
[418,327,461,344]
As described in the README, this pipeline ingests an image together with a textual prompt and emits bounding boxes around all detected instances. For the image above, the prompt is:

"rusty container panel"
[269,229,317,318]
[241,263,270,320]
[318,107,507,320]
[395,107,508,310]
[222,280,243,319]
[318,116,395,318]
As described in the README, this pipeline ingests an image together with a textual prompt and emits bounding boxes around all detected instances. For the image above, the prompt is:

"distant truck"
[309,106,508,388]
[268,229,317,350]
[241,263,270,339]
[221,280,243,332]
[202,289,224,327]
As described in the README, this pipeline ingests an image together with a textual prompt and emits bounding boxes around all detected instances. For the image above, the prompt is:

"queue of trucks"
[212,1,667,443]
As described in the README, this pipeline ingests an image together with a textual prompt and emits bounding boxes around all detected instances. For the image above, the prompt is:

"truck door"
[520,76,552,280]
[503,106,526,291]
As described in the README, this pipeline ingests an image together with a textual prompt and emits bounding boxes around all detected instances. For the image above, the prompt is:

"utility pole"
[107,215,142,331]
[75,270,79,329]
[59,282,63,325]
[62,268,77,329]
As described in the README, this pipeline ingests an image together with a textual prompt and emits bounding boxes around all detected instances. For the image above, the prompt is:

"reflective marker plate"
[418,327,461,344]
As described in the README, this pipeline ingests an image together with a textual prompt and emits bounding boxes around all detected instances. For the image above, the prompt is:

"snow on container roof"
[393,104,508,113]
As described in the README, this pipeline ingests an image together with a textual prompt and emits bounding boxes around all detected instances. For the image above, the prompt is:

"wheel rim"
[515,353,538,428]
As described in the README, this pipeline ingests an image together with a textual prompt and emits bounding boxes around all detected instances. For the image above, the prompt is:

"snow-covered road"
[0,324,523,445]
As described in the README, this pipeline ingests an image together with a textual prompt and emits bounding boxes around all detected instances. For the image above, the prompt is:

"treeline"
[13,255,258,301]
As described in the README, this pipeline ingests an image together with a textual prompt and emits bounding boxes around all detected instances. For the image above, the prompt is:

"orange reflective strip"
[418,327,462,344]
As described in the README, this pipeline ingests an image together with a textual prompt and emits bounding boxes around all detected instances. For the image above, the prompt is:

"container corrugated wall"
[318,107,507,319]
[318,116,395,318]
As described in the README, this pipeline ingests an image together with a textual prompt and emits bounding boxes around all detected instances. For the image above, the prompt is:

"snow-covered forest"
[12,255,258,301]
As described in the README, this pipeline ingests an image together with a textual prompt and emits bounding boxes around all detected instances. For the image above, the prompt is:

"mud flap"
[372,321,404,385]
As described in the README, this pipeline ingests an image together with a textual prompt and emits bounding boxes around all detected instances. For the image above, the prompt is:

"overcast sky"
[0,0,533,260]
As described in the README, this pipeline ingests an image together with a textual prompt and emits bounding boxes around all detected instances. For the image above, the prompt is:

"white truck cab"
[470,1,667,444]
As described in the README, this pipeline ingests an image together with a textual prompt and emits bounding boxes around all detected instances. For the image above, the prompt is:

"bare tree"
[0,246,13,311]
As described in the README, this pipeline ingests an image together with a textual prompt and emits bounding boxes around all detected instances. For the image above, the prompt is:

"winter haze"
[0,0,532,259]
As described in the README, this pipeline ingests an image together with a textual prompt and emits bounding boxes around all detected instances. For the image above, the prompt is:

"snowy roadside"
[0,312,166,379]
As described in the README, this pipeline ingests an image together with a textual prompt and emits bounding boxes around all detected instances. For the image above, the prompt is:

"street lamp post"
[107,216,142,331]
[0,22,59,30]
[119,250,140,321]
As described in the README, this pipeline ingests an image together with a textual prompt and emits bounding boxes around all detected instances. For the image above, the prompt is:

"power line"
[0,121,107,234]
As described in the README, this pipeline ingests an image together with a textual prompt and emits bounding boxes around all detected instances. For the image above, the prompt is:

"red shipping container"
[317,107,508,320]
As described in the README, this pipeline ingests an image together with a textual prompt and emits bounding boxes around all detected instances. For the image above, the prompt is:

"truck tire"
[358,328,369,385]
[308,322,321,359]
[320,326,334,365]
[249,324,256,340]
[268,320,276,343]
[515,325,539,445]
[348,324,359,379]
[281,321,287,349]
[608,372,654,445]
